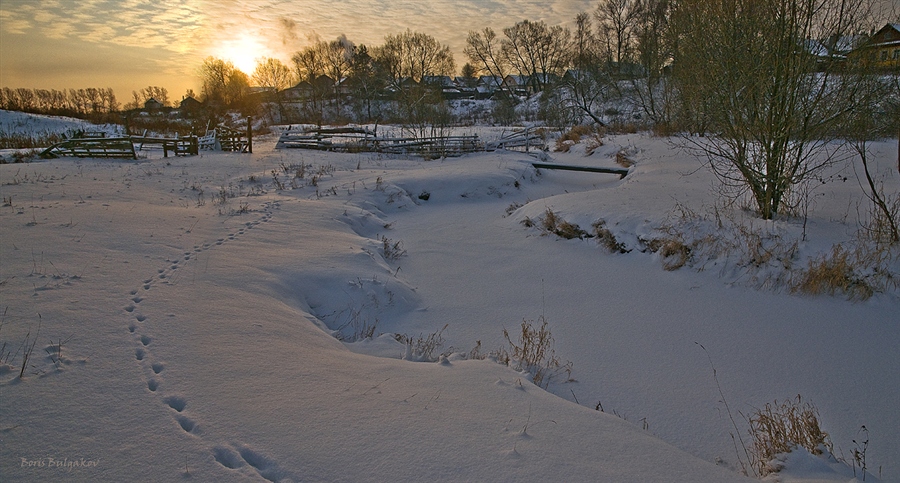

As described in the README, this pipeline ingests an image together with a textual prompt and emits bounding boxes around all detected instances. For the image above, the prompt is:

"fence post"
[247,117,253,154]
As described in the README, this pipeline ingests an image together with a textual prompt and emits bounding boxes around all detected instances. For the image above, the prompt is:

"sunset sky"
[0,0,596,101]
[1,0,898,103]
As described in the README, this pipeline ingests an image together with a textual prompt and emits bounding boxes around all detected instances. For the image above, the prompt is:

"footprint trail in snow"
[122,200,293,481]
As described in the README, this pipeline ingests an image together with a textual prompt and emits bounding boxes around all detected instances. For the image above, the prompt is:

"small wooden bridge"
[530,161,629,178]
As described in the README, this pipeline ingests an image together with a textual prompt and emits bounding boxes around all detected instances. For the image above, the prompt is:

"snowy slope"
[1,119,896,482]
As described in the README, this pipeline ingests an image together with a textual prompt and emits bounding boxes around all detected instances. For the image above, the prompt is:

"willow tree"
[673,0,870,219]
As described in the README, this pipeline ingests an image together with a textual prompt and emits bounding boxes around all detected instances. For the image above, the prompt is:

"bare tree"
[672,0,873,220]
[321,36,356,85]
[199,57,230,104]
[252,58,294,91]
[844,62,900,243]
[464,27,509,91]
[347,44,389,123]
[630,0,675,126]
[595,0,643,67]
[375,29,455,88]
[291,37,356,122]
[197,56,254,115]
[554,13,613,125]
[125,86,170,110]
[501,20,571,93]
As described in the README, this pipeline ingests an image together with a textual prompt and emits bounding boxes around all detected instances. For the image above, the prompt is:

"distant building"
[280,76,336,101]
[177,96,203,118]
[851,23,900,70]
[144,98,164,110]
[179,96,201,109]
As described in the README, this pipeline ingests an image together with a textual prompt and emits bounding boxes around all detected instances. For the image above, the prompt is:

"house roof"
[179,96,201,107]
[860,23,900,48]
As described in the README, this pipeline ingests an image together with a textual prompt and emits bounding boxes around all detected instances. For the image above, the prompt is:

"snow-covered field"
[1,112,897,482]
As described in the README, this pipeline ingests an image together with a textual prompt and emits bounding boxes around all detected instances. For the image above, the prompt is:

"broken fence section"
[40,136,137,159]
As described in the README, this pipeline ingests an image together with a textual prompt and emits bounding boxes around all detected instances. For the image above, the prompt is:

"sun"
[214,32,265,75]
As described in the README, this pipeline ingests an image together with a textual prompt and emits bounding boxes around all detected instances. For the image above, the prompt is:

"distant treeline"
[0,87,119,121]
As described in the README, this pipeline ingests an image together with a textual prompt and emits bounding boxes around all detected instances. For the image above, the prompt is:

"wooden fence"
[131,134,199,157]
[41,136,136,159]
[277,127,485,158]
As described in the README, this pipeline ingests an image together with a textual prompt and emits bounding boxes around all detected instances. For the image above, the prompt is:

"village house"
[143,98,164,111]
[178,96,203,118]
[280,75,337,101]
[851,23,900,69]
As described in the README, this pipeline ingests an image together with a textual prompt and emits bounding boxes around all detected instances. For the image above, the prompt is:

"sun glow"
[213,32,265,75]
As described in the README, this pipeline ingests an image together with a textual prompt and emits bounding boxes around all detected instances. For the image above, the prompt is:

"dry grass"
[592,220,629,253]
[615,150,635,168]
[747,395,831,477]
[0,131,70,150]
[396,324,448,362]
[499,316,572,388]
[335,309,378,342]
[791,245,875,300]
[555,124,603,153]
[583,133,605,156]
[539,208,592,240]
[644,236,692,270]
[381,236,407,261]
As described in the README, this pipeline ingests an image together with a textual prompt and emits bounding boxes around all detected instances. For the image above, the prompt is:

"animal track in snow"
[213,446,244,469]
[176,415,196,433]
[121,201,282,466]
[164,395,186,412]
[212,444,291,482]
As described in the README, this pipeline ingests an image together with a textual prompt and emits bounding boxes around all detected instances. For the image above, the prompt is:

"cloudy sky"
[1,0,898,102]
[0,0,596,100]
